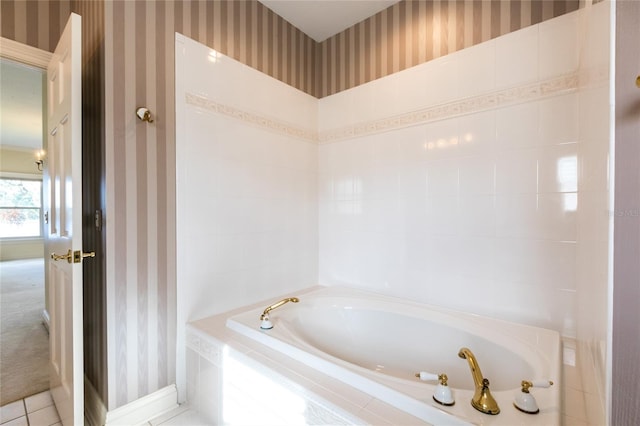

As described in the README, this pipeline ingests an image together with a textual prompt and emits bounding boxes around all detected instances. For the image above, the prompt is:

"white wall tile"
[456,40,496,97]
[426,159,459,196]
[495,148,539,195]
[177,36,318,326]
[424,196,459,236]
[458,195,496,237]
[539,93,579,145]
[493,239,577,289]
[421,118,461,161]
[539,10,579,79]
[398,162,429,199]
[458,156,496,195]
[496,193,577,241]
[496,101,540,150]
[457,237,495,280]
[495,24,539,89]
[456,110,497,156]
[538,143,579,193]
[413,55,460,109]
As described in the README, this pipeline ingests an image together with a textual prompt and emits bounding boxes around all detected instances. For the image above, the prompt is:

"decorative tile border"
[185,93,318,143]
[186,72,583,146]
[318,72,581,144]
[185,327,222,366]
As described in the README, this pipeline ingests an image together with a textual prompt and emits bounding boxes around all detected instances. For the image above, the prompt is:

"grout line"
[24,399,30,426]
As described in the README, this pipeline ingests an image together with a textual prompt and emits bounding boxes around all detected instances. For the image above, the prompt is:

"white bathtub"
[226,286,561,426]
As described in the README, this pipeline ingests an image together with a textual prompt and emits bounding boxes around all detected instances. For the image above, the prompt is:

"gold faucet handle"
[521,380,554,393]
[414,371,448,386]
[259,297,300,324]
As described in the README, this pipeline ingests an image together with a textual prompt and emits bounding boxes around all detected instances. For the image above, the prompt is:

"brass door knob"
[73,250,95,263]
[51,249,73,263]
[51,249,95,263]
[636,75,640,88]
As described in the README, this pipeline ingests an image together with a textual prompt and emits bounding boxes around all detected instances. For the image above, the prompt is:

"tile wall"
[318,5,609,338]
[175,33,319,401]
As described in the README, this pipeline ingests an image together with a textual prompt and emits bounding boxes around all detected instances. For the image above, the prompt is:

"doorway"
[0,57,49,405]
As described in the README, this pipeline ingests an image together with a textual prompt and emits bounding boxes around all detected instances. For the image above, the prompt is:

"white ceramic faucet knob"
[530,380,553,388]
[417,371,439,382]
[260,315,273,330]
[513,380,554,414]
[415,371,455,406]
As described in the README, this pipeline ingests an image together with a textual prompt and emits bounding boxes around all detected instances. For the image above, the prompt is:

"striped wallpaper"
[103,0,319,409]
[317,0,584,97]
[1,0,599,412]
[0,0,73,53]
[74,0,107,406]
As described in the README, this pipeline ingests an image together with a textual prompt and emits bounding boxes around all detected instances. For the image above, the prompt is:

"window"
[0,178,42,238]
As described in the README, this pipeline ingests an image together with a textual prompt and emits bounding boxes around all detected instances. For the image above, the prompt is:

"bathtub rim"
[222,285,562,426]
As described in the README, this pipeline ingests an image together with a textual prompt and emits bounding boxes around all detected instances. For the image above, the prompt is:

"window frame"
[0,172,44,240]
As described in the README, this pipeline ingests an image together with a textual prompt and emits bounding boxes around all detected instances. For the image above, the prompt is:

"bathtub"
[226,286,561,425]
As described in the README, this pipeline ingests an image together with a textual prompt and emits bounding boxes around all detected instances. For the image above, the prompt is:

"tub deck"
[186,286,561,425]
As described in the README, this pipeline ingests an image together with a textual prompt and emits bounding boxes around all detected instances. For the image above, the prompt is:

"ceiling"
[259,0,400,42]
[0,59,43,151]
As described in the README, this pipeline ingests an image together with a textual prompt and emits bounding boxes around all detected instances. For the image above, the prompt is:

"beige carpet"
[0,258,49,406]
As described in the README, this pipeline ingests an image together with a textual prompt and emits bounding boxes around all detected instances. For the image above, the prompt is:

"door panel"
[45,13,84,426]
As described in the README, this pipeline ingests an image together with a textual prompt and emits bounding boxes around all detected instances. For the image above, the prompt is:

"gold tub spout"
[458,347,500,415]
[260,297,299,321]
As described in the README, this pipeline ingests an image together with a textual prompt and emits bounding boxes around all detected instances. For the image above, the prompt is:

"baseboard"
[41,309,50,334]
[104,385,178,426]
[84,378,178,426]
[84,376,107,426]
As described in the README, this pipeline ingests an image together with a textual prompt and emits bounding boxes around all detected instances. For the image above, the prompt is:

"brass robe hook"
[136,107,154,123]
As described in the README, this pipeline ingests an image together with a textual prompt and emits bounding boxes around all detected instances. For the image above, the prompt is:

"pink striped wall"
[103,0,319,408]
[317,0,584,97]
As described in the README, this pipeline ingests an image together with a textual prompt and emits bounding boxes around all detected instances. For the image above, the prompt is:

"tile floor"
[147,405,207,426]
[0,391,60,426]
[1,393,204,426]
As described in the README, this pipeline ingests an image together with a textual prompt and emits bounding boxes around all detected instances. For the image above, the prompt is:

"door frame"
[0,37,51,69]
[1,37,52,329]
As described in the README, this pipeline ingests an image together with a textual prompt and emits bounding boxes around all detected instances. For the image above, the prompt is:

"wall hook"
[136,107,154,123]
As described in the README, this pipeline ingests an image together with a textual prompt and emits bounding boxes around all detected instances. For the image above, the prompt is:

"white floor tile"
[148,405,191,426]
[1,416,28,426]
[27,405,60,426]
[0,401,25,424]
[25,391,53,414]
[155,409,209,426]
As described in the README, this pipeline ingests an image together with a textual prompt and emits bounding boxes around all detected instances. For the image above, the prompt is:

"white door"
[44,13,87,426]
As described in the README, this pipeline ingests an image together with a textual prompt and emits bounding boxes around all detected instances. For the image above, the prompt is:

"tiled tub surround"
[175,33,319,401]
[318,7,604,335]
[176,4,611,425]
[226,286,561,426]
[318,7,610,426]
